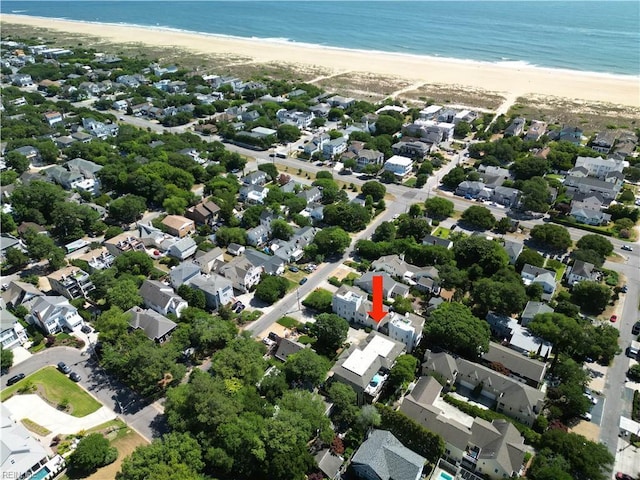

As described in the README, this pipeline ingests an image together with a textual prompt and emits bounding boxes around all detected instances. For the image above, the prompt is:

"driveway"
[1,347,166,442]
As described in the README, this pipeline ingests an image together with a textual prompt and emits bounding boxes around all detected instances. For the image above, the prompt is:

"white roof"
[385,155,413,167]
[454,109,471,118]
[420,105,442,115]
[343,334,395,376]
[619,416,640,434]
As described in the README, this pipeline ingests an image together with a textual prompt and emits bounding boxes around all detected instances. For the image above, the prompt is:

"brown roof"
[161,215,194,231]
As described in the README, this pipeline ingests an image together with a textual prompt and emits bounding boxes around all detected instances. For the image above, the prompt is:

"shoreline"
[2,14,640,108]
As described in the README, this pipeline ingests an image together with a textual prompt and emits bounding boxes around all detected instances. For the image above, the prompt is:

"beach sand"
[2,14,639,109]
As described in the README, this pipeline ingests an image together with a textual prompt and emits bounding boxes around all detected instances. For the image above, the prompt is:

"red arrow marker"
[368,275,388,323]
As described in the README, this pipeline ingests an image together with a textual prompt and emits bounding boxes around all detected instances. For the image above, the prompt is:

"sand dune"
[2,14,639,108]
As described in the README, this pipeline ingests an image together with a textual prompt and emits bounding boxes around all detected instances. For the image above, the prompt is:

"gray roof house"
[351,429,425,480]
[1,281,44,309]
[216,255,262,293]
[520,300,554,327]
[274,337,306,362]
[355,272,409,300]
[482,342,548,388]
[1,306,29,350]
[193,247,225,274]
[27,296,84,335]
[504,118,525,137]
[400,376,527,479]
[244,248,285,276]
[567,260,596,286]
[331,331,405,405]
[521,264,556,297]
[503,240,524,265]
[247,224,271,247]
[491,186,520,207]
[167,237,198,260]
[127,306,177,343]
[139,280,188,318]
[485,312,552,357]
[570,206,611,226]
[422,234,453,250]
[297,186,322,205]
[169,262,201,289]
[189,273,234,310]
[242,170,267,186]
[314,449,343,480]
[456,181,487,198]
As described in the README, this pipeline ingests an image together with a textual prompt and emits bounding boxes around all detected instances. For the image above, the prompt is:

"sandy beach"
[2,14,639,108]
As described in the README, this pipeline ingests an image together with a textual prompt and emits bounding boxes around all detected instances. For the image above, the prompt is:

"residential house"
[326,95,355,109]
[309,103,331,117]
[564,175,621,203]
[570,192,605,211]
[422,350,544,426]
[127,306,177,343]
[314,449,343,480]
[75,247,115,271]
[189,273,234,310]
[392,140,431,159]
[54,136,76,149]
[244,248,285,276]
[104,232,146,257]
[272,226,320,263]
[185,200,220,225]
[371,254,439,285]
[383,155,413,178]
[520,301,553,327]
[355,271,409,300]
[332,285,377,330]
[48,266,95,300]
[274,337,306,362]
[351,429,425,480]
[226,243,244,256]
[82,117,118,139]
[421,234,453,250]
[1,404,58,480]
[482,342,548,388]
[521,264,556,297]
[27,296,84,335]
[193,247,225,274]
[1,281,44,310]
[10,73,33,86]
[550,125,583,145]
[139,279,188,318]
[455,181,487,199]
[566,260,597,286]
[419,105,442,120]
[491,186,520,207]
[504,118,525,137]
[611,132,638,161]
[45,165,85,191]
[0,235,25,263]
[485,312,552,357]
[71,131,92,144]
[112,99,128,111]
[169,262,201,289]
[355,149,384,170]
[167,237,198,260]
[12,145,40,165]
[323,137,347,159]
[17,222,48,239]
[242,170,268,186]
[503,240,524,265]
[574,155,624,178]
[331,331,405,404]
[570,205,611,225]
[1,307,29,350]
[247,224,271,247]
[177,148,205,165]
[388,312,424,352]
[303,134,329,155]
[524,120,547,141]
[240,184,269,204]
[43,111,63,126]
[216,255,262,293]
[590,130,618,154]
[297,186,322,205]
[400,376,526,479]
[276,109,314,128]
[160,215,195,238]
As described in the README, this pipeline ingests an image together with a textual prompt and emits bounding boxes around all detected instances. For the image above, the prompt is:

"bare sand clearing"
[2,14,640,108]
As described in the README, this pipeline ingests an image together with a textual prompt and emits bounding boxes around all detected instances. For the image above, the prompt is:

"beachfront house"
[383,155,413,178]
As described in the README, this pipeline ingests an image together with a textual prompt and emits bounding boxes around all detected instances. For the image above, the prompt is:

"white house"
[383,155,413,178]
[574,155,624,178]
[0,308,29,350]
[388,313,424,353]
[139,280,188,318]
[26,296,84,335]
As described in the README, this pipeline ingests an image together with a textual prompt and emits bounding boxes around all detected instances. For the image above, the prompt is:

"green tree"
[441,167,466,189]
[425,302,490,358]
[388,354,418,390]
[0,212,17,233]
[374,114,402,135]
[108,195,147,224]
[5,150,30,174]
[396,215,432,241]
[51,202,100,242]
[215,226,248,246]
[271,219,294,240]
[453,236,509,276]
[117,432,204,480]
[461,205,496,230]
[312,226,351,256]
[327,382,358,428]
[68,433,118,475]
[424,197,454,219]
[25,233,57,261]
[163,196,188,215]
[106,279,142,311]
[1,346,14,370]
[515,248,545,272]
[361,181,386,201]
[10,180,67,224]
[472,278,528,316]
[277,124,301,143]
[530,224,572,252]
[454,121,471,138]
[575,234,613,258]
[104,226,124,240]
[258,163,279,182]
[95,306,130,344]
[283,348,330,388]
[210,336,267,385]
[512,156,549,180]
[528,313,584,361]
[255,276,288,305]
[520,176,550,212]
[392,296,414,315]
[114,251,154,276]
[571,281,611,314]
[372,221,396,242]
[301,289,333,314]
[310,313,349,356]
[4,247,29,269]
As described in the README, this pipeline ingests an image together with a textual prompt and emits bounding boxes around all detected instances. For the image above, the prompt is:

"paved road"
[1,347,166,442]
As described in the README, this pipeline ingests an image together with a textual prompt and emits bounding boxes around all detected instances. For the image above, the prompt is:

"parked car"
[610,315,617,323]
[632,322,640,335]
[7,373,26,386]
[288,266,299,273]
[615,473,634,480]
[69,372,81,382]
[621,284,628,293]
[580,411,592,421]
[622,245,633,251]
[583,392,598,405]
[81,325,92,334]
[299,277,308,285]
[57,362,71,374]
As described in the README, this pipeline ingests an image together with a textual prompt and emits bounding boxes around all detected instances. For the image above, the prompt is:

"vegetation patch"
[276,316,302,330]
[21,418,52,436]
[0,367,101,417]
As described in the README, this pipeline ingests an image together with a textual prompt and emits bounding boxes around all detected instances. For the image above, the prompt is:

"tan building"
[161,215,195,238]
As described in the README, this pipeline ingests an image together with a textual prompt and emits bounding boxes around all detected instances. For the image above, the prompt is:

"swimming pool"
[437,472,453,480]
[30,467,50,480]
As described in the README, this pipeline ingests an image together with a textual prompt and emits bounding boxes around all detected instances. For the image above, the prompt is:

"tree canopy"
[283,348,330,388]
[424,197,454,219]
[530,224,572,252]
[424,302,490,358]
[461,205,496,230]
[309,313,349,356]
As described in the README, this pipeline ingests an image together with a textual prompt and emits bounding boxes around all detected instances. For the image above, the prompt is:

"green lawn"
[277,316,302,329]
[404,177,417,187]
[431,227,451,239]
[1,367,101,417]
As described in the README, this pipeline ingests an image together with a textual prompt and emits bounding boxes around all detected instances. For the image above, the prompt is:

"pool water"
[30,467,50,480]
[438,472,453,480]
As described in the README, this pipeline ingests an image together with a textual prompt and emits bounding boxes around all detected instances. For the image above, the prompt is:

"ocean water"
[2,1,639,77]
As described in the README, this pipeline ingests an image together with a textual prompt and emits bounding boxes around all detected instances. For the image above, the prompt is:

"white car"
[583,393,598,405]
[581,411,592,421]
[621,245,633,251]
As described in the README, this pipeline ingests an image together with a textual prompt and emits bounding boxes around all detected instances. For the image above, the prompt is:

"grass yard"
[21,418,52,436]
[277,316,302,329]
[404,177,417,188]
[1,367,101,417]
[431,226,451,239]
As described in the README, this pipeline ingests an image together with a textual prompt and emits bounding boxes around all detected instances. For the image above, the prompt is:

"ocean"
[2,1,639,77]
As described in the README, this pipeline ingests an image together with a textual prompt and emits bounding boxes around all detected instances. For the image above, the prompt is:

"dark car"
[81,325,92,334]
[615,473,635,480]
[632,322,640,335]
[299,277,308,285]
[57,362,71,374]
[7,373,25,386]
[288,266,299,273]
[69,372,81,382]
